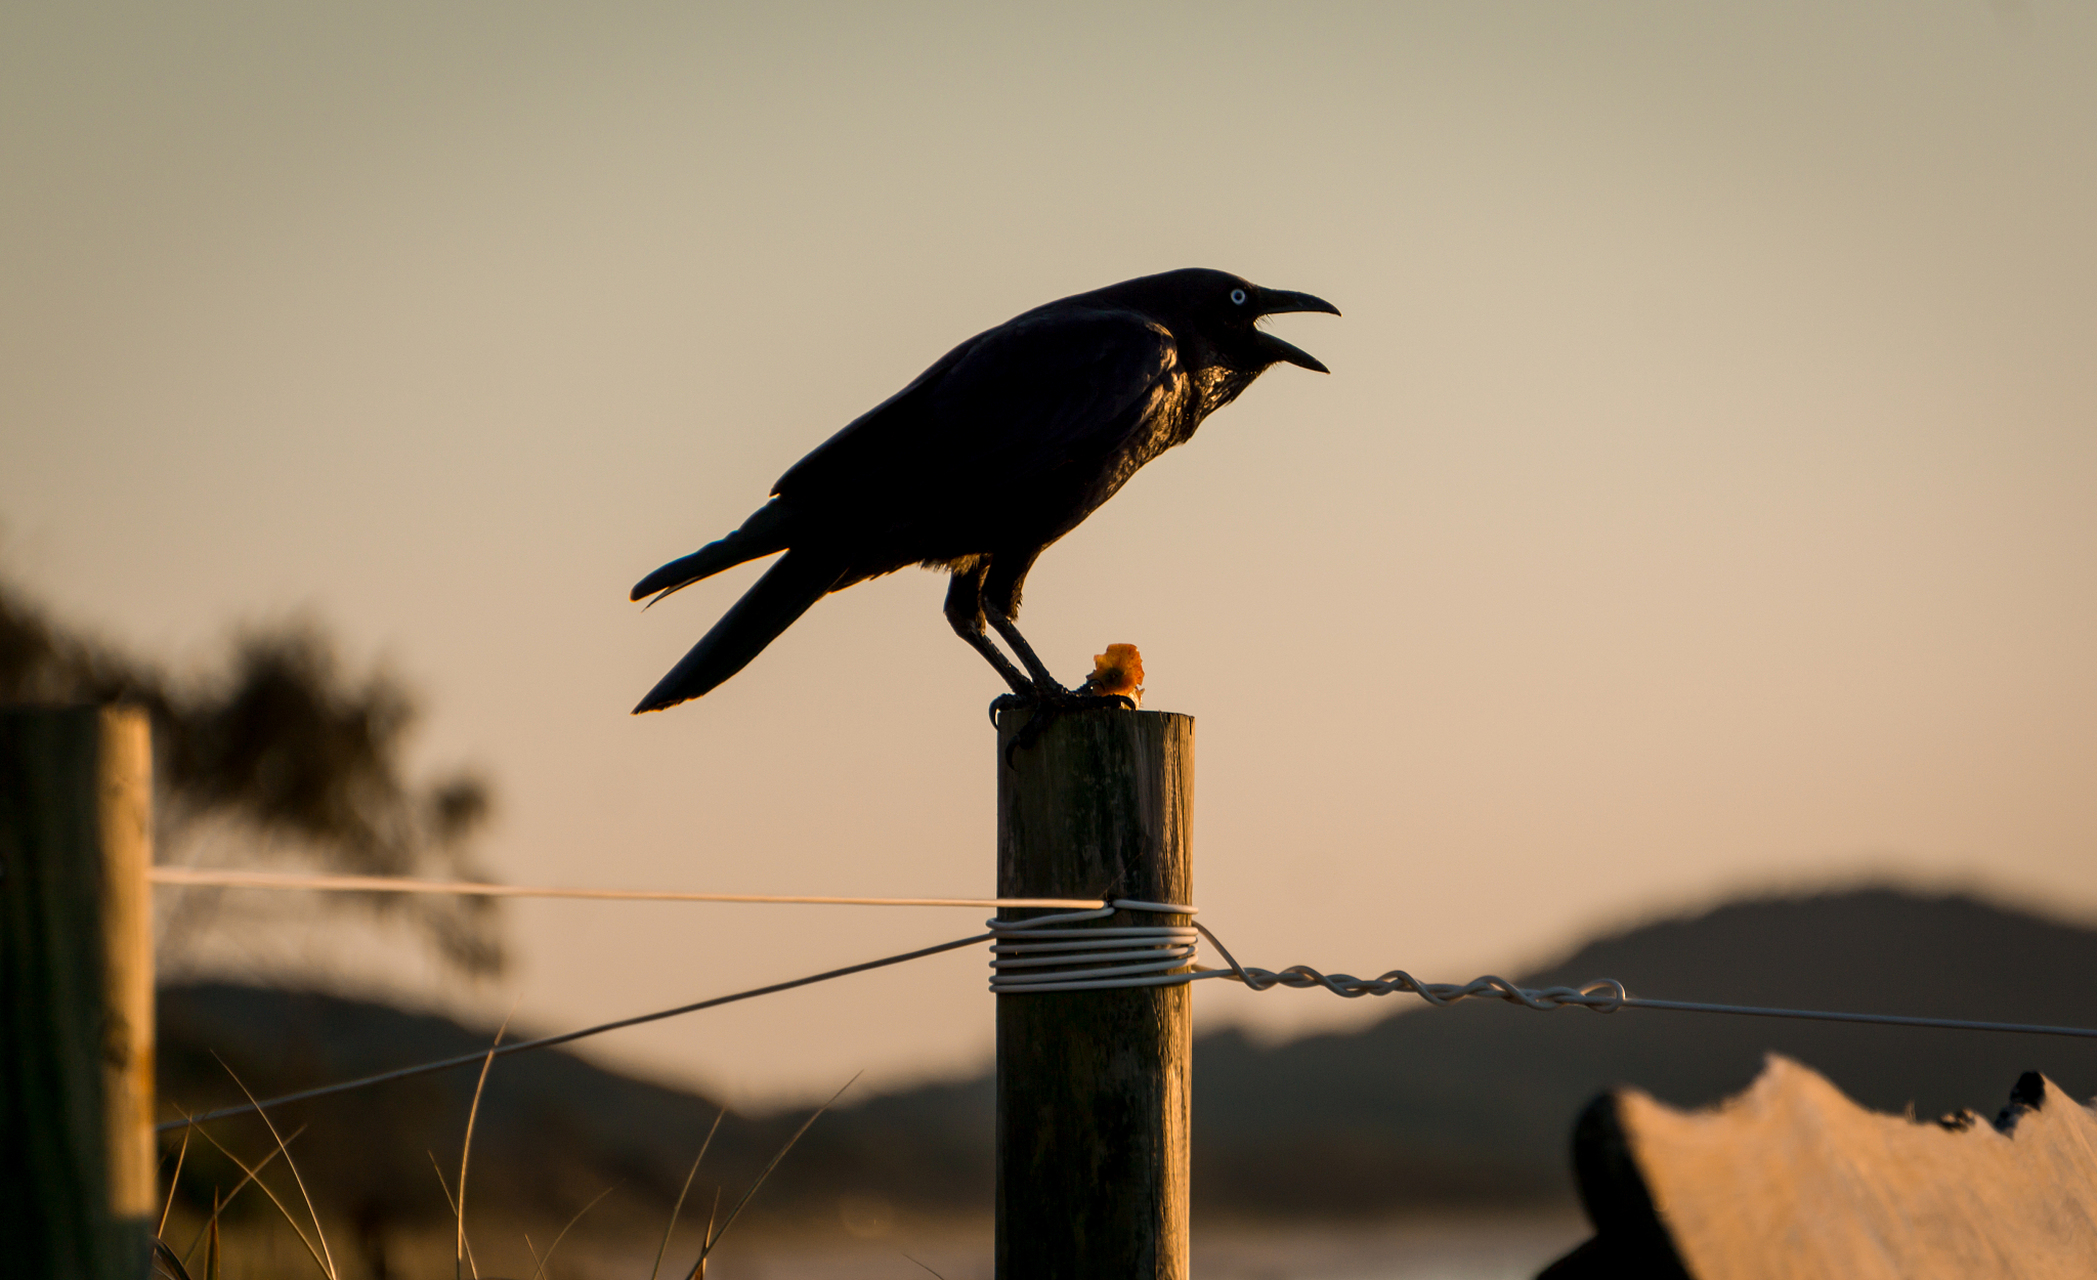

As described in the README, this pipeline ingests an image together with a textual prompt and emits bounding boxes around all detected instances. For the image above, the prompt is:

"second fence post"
[0,706,157,1280]
[995,707,1194,1280]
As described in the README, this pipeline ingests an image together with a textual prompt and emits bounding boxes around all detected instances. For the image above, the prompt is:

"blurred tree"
[0,578,504,977]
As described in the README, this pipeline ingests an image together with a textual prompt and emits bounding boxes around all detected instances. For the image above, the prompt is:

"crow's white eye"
[1230,288,1248,306]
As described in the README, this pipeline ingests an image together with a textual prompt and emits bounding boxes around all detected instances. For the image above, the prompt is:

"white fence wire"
[151,869,2097,1135]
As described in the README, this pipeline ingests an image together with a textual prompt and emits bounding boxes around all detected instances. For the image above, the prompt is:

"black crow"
[629,268,1338,714]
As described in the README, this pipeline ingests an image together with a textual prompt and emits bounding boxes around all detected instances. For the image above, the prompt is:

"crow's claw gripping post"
[990,690,1139,764]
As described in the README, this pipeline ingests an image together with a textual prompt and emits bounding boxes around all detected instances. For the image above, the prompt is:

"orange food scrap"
[1083,643,1145,706]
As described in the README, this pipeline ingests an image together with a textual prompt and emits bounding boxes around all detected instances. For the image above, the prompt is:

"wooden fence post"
[0,706,157,1280]
[995,707,1194,1280]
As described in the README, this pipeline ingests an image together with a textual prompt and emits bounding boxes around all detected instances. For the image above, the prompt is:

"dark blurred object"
[0,578,502,977]
[1539,1059,2097,1279]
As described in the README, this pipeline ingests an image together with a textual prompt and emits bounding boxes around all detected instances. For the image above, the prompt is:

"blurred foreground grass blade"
[158,1126,193,1239]
[176,1122,303,1267]
[684,1074,860,1280]
[651,1109,726,1280]
[187,1124,326,1276]
[455,1012,513,1280]
[151,1237,195,1280]
[427,1153,481,1279]
[527,1181,619,1280]
[212,1054,337,1278]
[206,1189,221,1280]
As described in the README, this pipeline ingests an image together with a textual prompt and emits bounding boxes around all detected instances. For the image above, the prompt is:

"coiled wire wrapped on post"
[987,900,1201,993]
[989,899,1627,1013]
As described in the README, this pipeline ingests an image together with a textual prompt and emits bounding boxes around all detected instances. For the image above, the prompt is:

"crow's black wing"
[773,307,1177,503]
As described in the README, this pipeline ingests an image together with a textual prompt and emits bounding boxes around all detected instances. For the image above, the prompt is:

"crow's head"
[1100,267,1341,376]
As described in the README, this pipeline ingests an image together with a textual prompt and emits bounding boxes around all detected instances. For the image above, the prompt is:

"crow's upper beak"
[1258,289,1341,318]
[1254,287,1341,373]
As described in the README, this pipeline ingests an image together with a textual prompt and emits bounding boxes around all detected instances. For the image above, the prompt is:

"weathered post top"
[994,706,1193,1280]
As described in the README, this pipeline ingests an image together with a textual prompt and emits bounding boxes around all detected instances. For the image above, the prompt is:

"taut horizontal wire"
[155,929,994,1133]
[147,866,1103,910]
[151,893,2097,1137]
[1613,997,2097,1040]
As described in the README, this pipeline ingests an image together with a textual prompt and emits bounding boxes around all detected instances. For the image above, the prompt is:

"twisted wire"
[1188,921,1627,1010]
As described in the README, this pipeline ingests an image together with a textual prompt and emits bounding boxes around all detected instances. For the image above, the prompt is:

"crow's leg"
[982,602,1062,693]
[944,564,1034,698]
[980,550,1064,693]
[977,553,1132,758]
[964,632,1037,701]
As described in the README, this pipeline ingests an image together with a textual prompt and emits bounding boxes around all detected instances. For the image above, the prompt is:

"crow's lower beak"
[1256,332,1329,373]
[1254,287,1340,372]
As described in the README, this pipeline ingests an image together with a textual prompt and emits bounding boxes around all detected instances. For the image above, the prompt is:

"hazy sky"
[5,2,2094,1107]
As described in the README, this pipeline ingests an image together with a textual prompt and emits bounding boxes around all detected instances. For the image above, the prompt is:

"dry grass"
[152,1034,857,1280]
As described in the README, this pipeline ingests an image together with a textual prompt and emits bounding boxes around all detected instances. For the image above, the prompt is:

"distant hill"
[159,886,2097,1243]
[1191,886,2097,1213]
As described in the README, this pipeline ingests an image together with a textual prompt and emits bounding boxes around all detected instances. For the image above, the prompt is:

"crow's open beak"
[1254,288,1341,373]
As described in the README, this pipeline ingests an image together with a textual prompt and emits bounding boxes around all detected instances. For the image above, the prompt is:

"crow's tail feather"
[630,502,796,603]
[632,550,844,712]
